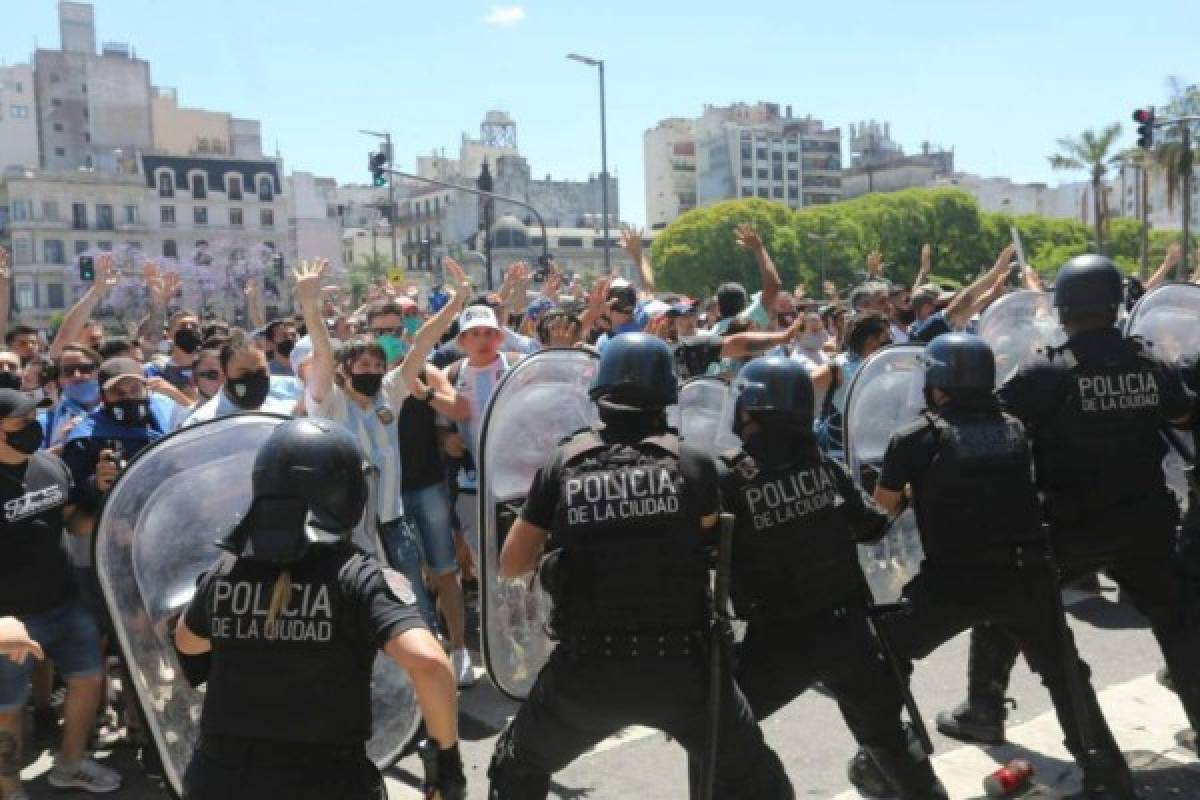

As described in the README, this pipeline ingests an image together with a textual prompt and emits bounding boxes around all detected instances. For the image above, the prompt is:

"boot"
[862,745,948,800]
[846,749,894,799]
[936,626,1018,744]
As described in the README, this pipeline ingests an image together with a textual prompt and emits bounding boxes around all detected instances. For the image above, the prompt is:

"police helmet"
[732,355,815,435]
[219,418,368,563]
[589,332,678,409]
[921,333,995,393]
[1053,254,1123,317]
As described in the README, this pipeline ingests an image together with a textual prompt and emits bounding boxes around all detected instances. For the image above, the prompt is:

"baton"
[700,512,735,800]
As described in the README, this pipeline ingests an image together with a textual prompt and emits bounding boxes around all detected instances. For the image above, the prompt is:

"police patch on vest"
[743,465,837,532]
[1077,371,1159,412]
[382,567,417,606]
[209,579,334,643]
[563,465,681,525]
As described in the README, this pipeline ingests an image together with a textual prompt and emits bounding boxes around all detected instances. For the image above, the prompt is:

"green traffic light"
[373,174,387,187]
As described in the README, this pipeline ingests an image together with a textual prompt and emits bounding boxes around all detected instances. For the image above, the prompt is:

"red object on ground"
[983,759,1035,797]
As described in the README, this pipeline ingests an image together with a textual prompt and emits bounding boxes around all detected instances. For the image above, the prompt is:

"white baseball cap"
[458,305,502,335]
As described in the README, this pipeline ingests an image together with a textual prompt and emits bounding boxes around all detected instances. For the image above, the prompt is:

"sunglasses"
[195,370,222,381]
[370,327,405,337]
[61,363,98,377]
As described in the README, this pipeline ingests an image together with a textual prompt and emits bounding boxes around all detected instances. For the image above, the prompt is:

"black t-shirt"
[878,418,935,495]
[0,451,76,616]
[672,333,724,382]
[184,546,424,744]
[521,435,720,532]
[398,370,444,492]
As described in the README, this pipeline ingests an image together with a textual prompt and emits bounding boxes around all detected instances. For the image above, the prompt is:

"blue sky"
[3,0,1197,226]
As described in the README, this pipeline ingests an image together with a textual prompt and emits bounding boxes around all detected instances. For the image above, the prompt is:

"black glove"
[419,739,466,800]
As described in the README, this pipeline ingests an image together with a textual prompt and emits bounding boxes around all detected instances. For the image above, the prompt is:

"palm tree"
[1152,79,1199,214]
[1048,123,1123,253]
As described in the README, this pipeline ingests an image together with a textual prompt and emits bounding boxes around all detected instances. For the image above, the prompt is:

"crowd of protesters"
[0,226,1198,799]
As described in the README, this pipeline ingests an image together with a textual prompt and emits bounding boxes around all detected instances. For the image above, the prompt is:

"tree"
[1048,123,1123,253]
[348,252,391,304]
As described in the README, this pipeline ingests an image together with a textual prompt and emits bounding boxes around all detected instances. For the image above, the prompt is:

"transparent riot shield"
[673,376,740,455]
[94,414,421,796]
[1128,282,1200,511]
[478,349,600,700]
[978,290,1064,386]
[843,345,928,602]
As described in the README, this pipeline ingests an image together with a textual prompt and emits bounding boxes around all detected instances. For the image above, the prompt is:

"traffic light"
[78,255,95,282]
[1133,108,1155,149]
[369,145,389,187]
[271,252,284,280]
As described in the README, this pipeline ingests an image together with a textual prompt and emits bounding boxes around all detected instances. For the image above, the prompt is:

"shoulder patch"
[381,567,417,606]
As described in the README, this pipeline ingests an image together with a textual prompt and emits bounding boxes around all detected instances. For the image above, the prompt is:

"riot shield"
[843,345,928,602]
[1128,282,1200,511]
[95,414,421,797]
[479,348,600,700]
[673,376,740,455]
[978,290,1064,386]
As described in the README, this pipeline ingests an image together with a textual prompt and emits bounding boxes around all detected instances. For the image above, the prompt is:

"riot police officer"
[716,355,947,800]
[488,333,793,799]
[935,256,1199,776]
[173,418,466,800]
[848,333,1136,798]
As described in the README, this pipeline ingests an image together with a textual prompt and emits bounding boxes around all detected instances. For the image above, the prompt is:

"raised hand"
[94,254,119,294]
[620,227,644,261]
[866,250,884,278]
[161,270,181,300]
[442,257,472,300]
[734,223,763,252]
[0,246,9,282]
[1163,242,1182,268]
[292,259,325,311]
[920,243,932,272]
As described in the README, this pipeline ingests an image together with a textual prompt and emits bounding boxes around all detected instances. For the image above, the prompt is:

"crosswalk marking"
[833,673,1199,799]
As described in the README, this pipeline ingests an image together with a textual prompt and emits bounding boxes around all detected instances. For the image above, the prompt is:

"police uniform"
[176,418,462,800]
[718,438,944,799]
[488,333,792,800]
[182,546,422,799]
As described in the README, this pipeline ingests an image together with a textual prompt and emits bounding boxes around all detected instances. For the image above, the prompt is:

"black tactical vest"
[1035,337,1168,520]
[912,408,1044,562]
[199,547,376,744]
[720,449,863,620]
[550,429,709,635]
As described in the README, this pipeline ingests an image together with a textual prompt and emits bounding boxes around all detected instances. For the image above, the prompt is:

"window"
[12,238,31,263]
[158,172,174,198]
[756,147,767,161]
[43,239,65,265]
[257,177,273,202]
[97,241,112,252]
[11,200,31,221]
[197,138,210,154]
[757,188,768,198]
[162,240,178,259]
[160,206,176,226]
[74,241,89,256]
[229,208,244,227]
[96,204,114,230]
[556,236,583,248]
[772,165,783,180]
[772,186,784,198]
[786,151,798,163]
[788,187,799,200]
[83,131,90,143]
[741,187,753,197]
[260,209,274,228]
[16,284,34,310]
[42,201,58,221]
[788,169,798,181]
[51,98,62,108]
[740,143,753,160]
[54,147,65,157]
[194,207,208,226]
[191,174,207,199]
[772,151,783,161]
[741,166,752,179]
[123,205,138,225]
[49,72,60,84]
[757,168,768,180]
[9,105,28,118]
[46,284,65,310]
[53,122,64,132]
[227,176,243,200]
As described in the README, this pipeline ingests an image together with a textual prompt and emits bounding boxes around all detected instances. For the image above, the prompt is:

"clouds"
[482,5,526,27]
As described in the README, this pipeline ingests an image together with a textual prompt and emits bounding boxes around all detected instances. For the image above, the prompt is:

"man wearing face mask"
[265,318,299,377]
[184,331,298,427]
[38,345,103,450]
[0,388,124,797]
[145,310,203,396]
[368,301,423,366]
[62,358,177,516]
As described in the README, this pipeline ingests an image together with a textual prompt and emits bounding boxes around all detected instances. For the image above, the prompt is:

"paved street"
[16,580,1200,798]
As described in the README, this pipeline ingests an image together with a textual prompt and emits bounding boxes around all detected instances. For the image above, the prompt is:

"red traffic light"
[1132,108,1154,124]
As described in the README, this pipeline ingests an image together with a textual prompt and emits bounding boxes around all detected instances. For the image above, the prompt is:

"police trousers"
[488,646,794,799]
[183,735,385,800]
[737,608,912,755]
[892,546,1124,767]
[962,497,1200,736]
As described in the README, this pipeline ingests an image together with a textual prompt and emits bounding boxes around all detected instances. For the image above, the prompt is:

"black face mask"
[275,338,296,359]
[226,370,270,410]
[4,420,43,455]
[0,371,21,390]
[350,372,383,397]
[174,328,203,355]
[108,398,150,426]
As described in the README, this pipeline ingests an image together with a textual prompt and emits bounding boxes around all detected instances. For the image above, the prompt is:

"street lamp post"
[478,160,495,290]
[807,231,837,288]
[567,53,610,270]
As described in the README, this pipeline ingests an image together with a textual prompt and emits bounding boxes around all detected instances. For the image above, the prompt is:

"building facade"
[643,118,697,230]
[0,64,40,173]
